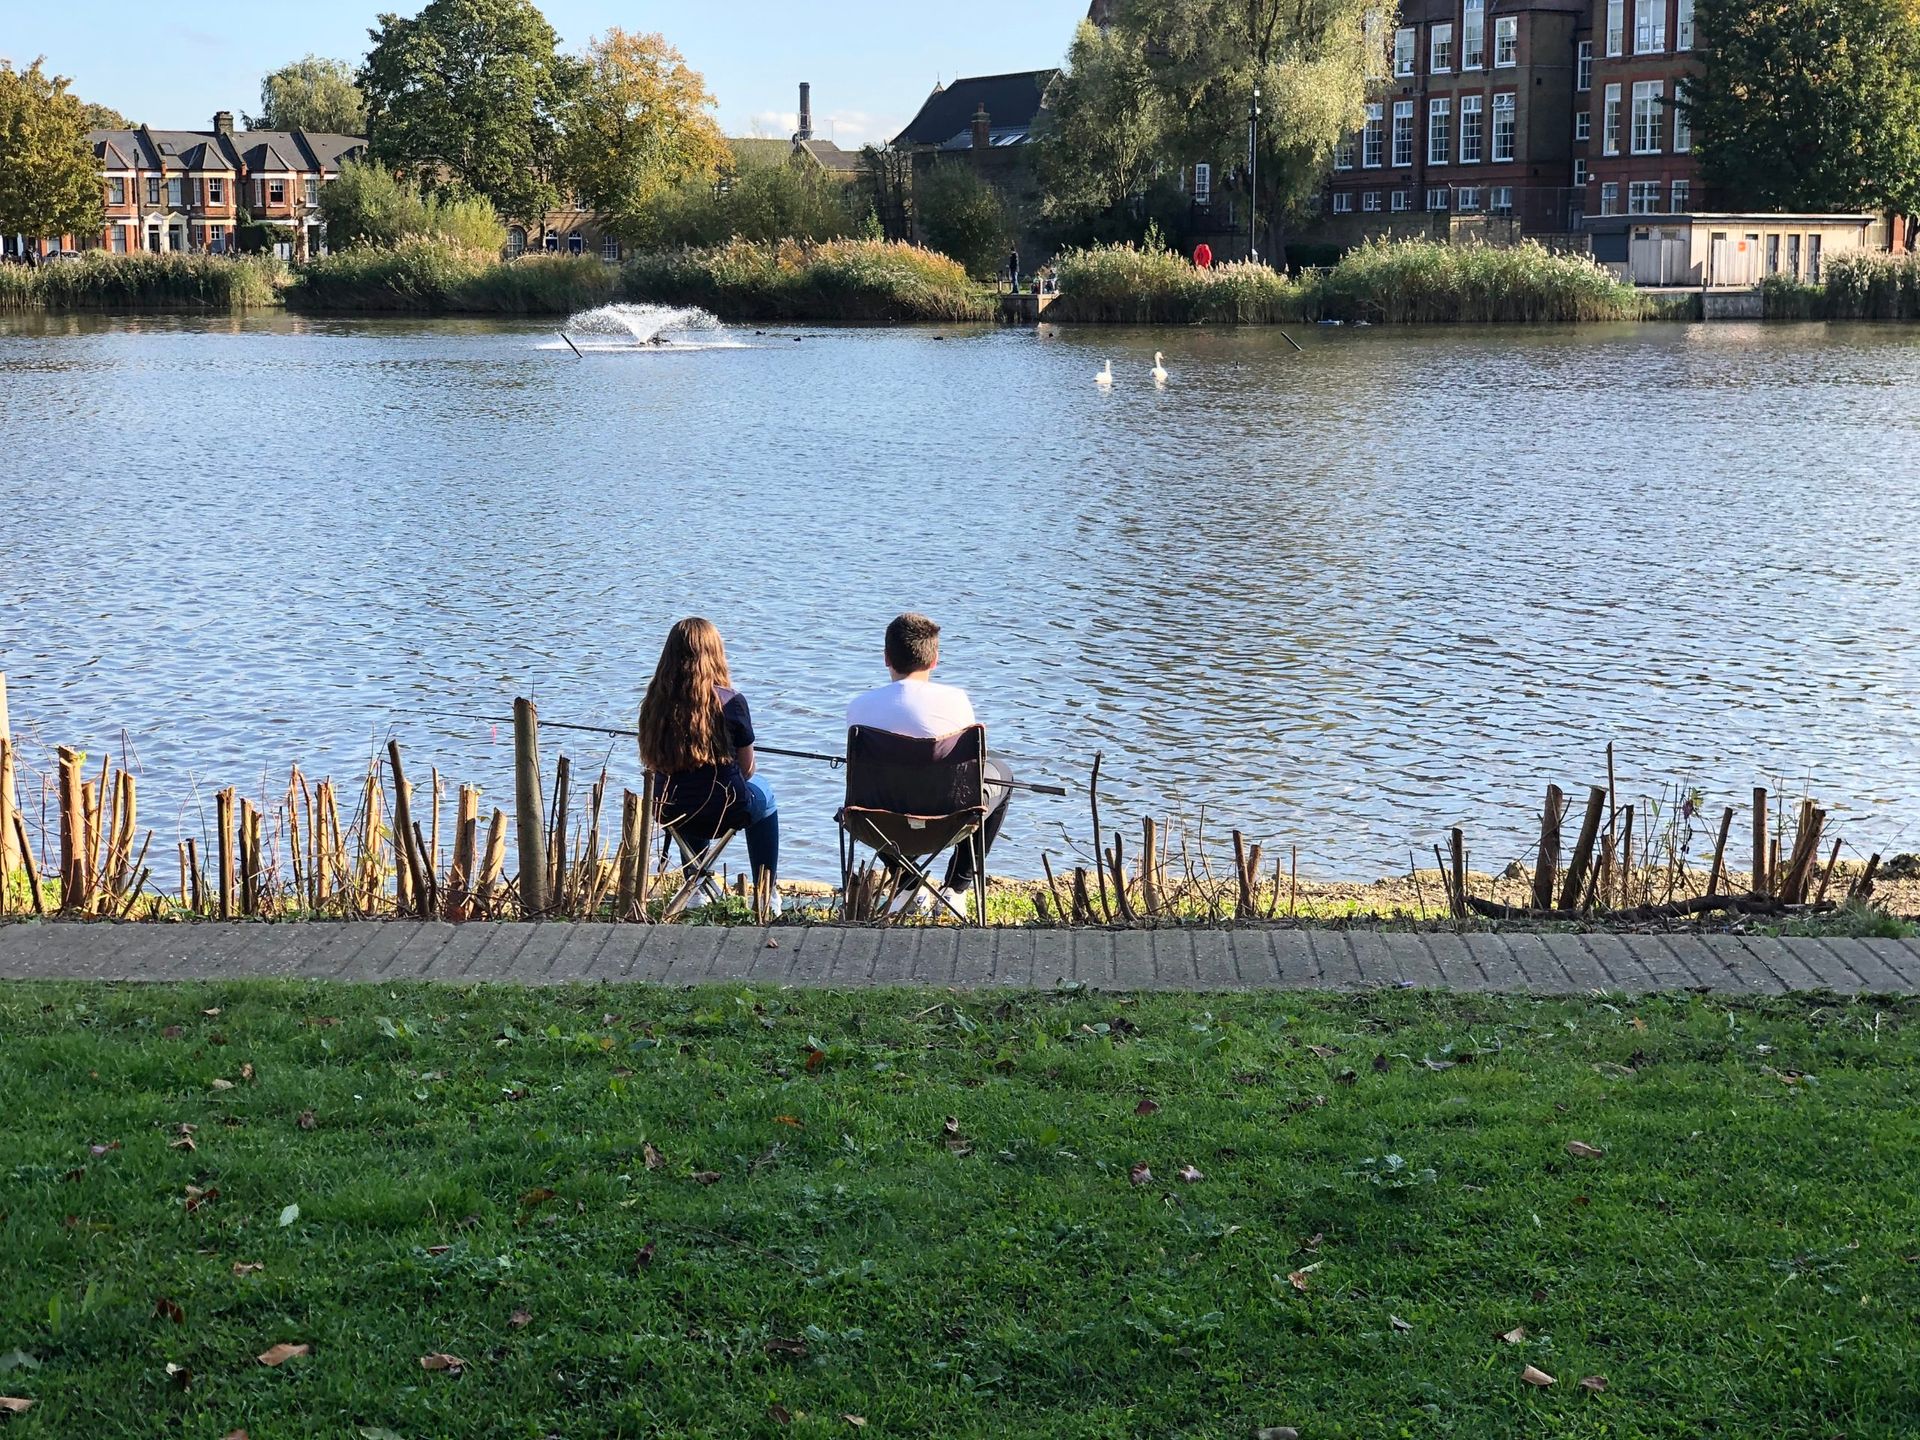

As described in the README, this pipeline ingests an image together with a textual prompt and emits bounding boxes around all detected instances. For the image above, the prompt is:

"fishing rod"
[447,714,1071,798]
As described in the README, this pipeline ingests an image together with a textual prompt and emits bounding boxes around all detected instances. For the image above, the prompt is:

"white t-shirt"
[846,678,978,738]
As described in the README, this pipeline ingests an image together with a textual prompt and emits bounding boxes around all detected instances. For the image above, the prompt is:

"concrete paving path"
[1,921,1917,994]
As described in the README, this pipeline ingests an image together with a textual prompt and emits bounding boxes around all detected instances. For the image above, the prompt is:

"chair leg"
[659,830,736,922]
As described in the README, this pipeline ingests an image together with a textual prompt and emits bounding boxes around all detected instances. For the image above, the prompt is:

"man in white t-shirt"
[846,612,1012,902]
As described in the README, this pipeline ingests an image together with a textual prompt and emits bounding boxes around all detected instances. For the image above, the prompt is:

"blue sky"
[5,1,1090,148]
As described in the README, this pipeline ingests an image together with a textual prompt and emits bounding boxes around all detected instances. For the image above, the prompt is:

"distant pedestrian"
[1193,242,1213,269]
[1007,248,1020,293]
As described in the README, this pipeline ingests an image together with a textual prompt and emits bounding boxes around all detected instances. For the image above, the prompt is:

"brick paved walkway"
[1,921,1916,993]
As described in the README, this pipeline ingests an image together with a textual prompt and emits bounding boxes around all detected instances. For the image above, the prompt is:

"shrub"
[0,251,285,310]
[1819,250,1920,320]
[287,238,613,313]
[1050,241,1302,322]
[621,238,990,322]
[320,159,507,255]
[914,164,1011,281]
[630,162,855,251]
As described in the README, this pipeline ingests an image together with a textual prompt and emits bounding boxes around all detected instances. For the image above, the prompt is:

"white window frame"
[1431,22,1455,73]
[1463,0,1486,68]
[1363,190,1382,211]
[1490,185,1514,215]
[1392,101,1415,167]
[1391,189,1412,211]
[147,176,161,206]
[108,177,125,205]
[1492,93,1516,163]
[1575,111,1591,142]
[1631,80,1663,154]
[1628,180,1661,214]
[601,234,620,261]
[1194,162,1213,201]
[1603,83,1622,155]
[1635,0,1666,53]
[1606,0,1625,55]
[1426,186,1451,212]
[1577,40,1593,91]
[167,176,183,208]
[1428,97,1452,165]
[1670,179,1690,212]
[1574,158,1589,186]
[208,178,224,205]
[1335,134,1357,170]
[1673,101,1692,153]
[268,179,286,204]
[1677,0,1695,48]
[1333,191,1354,213]
[1394,27,1416,77]
[1494,16,1519,66]
[1457,185,1483,213]
[1600,180,1620,216]
[1362,105,1384,168]
[1460,94,1484,164]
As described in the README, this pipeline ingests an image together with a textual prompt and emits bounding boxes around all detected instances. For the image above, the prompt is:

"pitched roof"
[93,134,138,170]
[892,70,1058,148]
[799,139,863,174]
[85,125,366,175]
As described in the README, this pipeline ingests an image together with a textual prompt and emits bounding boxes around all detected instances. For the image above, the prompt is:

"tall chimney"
[213,111,234,137]
[971,103,991,152]
[797,83,813,142]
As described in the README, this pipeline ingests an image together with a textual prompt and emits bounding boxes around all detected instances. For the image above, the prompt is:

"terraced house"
[1325,0,1699,235]
[81,113,365,259]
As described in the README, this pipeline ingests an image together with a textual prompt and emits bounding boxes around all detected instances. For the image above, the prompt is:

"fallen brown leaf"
[165,1362,191,1390]
[1631,1015,1646,1032]
[1134,1097,1160,1116]
[419,1353,468,1375]
[643,1141,664,1170]
[1390,1315,1412,1332]
[88,1142,120,1156]
[1579,1375,1609,1392]
[0,1398,33,1415]
[184,1185,220,1213]
[939,1117,973,1156]
[1566,1141,1606,1160]
[1307,1044,1341,1059]
[692,1170,722,1185]
[426,1245,452,1256]
[202,1008,221,1017]
[805,1048,825,1071]
[231,1263,264,1277]
[1531,1288,1549,1304]
[169,1134,197,1152]
[764,1337,808,1359]
[1335,1068,1358,1086]
[256,1343,310,1367]
[240,1063,255,1083]
[221,1432,247,1440]
[1287,1270,1312,1294]
[509,1308,531,1329]
[210,1078,235,1092]
[774,1115,804,1128]
[296,1111,315,1131]
[1372,1052,1390,1072]
[634,1242,656,1269]
[154,1296,185,1324]
[770,1404,793,1425]
[519,1187,558,1208]
[1522,1365,1556,1387]
[1129,1162,1153,1187]
[161,1025,183,1039]
[1177,1165,1204,1183]
[1500,1326,1527,1344]
[1255,1428,1299,1440]
[842,1417,866,1429]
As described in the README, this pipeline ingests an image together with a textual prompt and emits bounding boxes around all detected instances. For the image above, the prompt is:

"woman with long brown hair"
[638,618,779,906]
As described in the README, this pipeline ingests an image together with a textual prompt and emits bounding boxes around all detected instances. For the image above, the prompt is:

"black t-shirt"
[658,687,755,834]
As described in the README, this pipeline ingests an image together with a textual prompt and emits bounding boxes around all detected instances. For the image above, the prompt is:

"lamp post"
[1247,83,1262,265]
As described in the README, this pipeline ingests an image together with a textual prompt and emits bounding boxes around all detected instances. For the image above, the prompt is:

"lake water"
[4,309,1919,881]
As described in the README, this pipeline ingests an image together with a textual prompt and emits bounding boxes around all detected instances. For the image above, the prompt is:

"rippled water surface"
[4,311,1919,878]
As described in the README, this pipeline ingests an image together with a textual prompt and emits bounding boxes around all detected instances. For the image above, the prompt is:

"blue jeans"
[741,775,779,885]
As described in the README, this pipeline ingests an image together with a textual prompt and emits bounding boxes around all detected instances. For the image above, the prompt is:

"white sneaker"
[767,886,783,920]
[937,886,978,922]
[887,884,932,917]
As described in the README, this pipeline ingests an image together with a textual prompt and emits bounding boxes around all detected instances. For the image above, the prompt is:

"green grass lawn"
[2,983,1917,1439]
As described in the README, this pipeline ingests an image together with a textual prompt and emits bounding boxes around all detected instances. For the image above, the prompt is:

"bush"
[1051,237,1647,324]
[1818,250,1920,320]
[1760,273,1826,320]
[319,159,507,255]
[287,238,613,313]
[0,251,285,310]
[913,165,1011,280]
[621,238,990,322]
[631,162,855,251]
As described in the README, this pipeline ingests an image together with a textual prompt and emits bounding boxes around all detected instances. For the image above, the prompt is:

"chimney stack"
[213,111,234,136]
[797,83,813,142]
[971,103,991,152]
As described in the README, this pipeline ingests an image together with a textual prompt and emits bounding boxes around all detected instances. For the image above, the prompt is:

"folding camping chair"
[652,776,742,922]
[837,724,992,926]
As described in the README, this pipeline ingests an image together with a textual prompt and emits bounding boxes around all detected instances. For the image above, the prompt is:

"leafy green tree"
[78,101,133,130]
[856,143,915,242]
[913,164,1011,279]
[0,59,105,244]
[248,55,368,134]
[1682,0,1920,215]
[565,29,730,237]
[359,0,579,223]
[1037,20,1170,224]
[628,157,852,250]
[1111,0,1380,262]
[319,157,505,252]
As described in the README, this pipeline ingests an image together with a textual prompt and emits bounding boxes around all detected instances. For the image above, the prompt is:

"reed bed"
[1765,252,1920,321]
[285,239,616,314]
[620,238,993,322]
[0,252,285,311]
[1050,238,1649,325]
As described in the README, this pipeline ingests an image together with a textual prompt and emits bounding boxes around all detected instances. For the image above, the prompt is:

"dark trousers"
[944,758,1012,890]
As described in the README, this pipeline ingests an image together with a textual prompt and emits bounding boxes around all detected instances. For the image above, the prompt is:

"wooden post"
[313,780,335,912]
[1780,803,1826,905]
[1813,835,1845,906]
[1705,806,1735,897]
[1232,830,1254,919]
[0,674,17,875]
[1531,783,1564,912]
[57,747,86,913]
[1617,804,1635,910]
[635,772,655,915]
[387,741,428,917]
[616,790,642,921]
[1751,786,1769,897]
[513,698,546,918]
[547,754,571,911]
[1448,827,1467,920]
[1558,785,1608,912]
[215,787,235,919]
[12,810,46,916]
[477,807,507,916]
[446,785,480,919]
[1141,817,1159,918]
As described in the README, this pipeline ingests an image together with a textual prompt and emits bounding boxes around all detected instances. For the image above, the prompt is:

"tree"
[248,55,367,134]
[0,59,105,244]
[1112,0,1379,262]
[79,101,133,130]
[629,158,853,250]
[359,0,579,223]
[857,144,915,242]
[914,164,1011,278]
[565,29,729,237]
[1682,0,1920,215]
[1037,20,1170,224]
[319,157,505,252]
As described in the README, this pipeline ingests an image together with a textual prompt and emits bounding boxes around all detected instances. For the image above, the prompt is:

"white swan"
[1151,351,1168,387]
[1096,359,1113,387]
